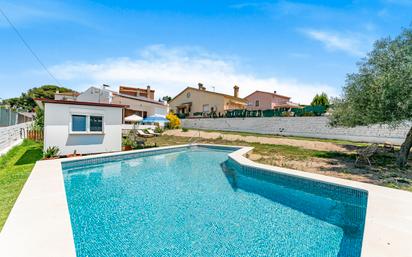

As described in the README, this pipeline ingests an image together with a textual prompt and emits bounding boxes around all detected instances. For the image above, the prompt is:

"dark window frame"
[90,115,103,132]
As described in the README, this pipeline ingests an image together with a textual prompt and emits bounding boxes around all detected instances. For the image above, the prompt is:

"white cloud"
[49,45,337,104]
[301,29,370,56]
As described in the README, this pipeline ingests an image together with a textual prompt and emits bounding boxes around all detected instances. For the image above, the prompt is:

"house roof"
[170,87,247,104]
[34,98,128,108]
[119,85,155,92]
[112,92,166,106]
[244,90,291,100]
[54,92,80,96]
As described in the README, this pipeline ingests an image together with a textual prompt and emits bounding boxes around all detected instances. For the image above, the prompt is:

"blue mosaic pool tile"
[62,146,366,257]
[62,145,239,170]
[62,146,188,170]
[227,158,368,208]
[226,157,368,233]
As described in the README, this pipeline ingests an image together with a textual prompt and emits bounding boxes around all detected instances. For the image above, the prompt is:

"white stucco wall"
[77,87,112,103]
[44,103,122,155]
[77,87,168,116]
[181,117,411,145]
[111,95,168,116]
[0,122,31,154]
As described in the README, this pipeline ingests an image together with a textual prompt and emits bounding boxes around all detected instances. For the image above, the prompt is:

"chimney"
[146,85,151,98]
[274,90,277,94]
[233,85,239,98]
[198,83,205,91]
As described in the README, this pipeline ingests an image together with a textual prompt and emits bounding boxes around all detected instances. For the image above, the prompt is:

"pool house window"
[90,116,103,132]
[72,115,87,132]
[71,114,104,133]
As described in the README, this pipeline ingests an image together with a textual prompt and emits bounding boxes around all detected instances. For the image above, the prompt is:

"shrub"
[34,106,44,129]
[123,136,145,149]
[281,111,293,117]
[154,126,163,133]
[182,127,189,132]
[43,146,59,159]
[122,138,133,147]
[176,113,186,119]
[166,112,181,129]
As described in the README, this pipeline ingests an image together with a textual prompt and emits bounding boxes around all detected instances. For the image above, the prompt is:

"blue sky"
[0,0,411,103]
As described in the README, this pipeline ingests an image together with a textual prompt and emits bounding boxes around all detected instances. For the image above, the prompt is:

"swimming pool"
[62,145,367,256]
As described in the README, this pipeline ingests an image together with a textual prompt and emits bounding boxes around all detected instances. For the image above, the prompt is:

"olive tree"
[330,26,412,167]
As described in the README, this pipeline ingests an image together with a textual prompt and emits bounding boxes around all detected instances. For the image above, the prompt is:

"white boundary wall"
[0,122,31,154]
[181,117,411,145]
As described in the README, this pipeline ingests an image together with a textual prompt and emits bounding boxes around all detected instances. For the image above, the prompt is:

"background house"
[119,85,155,99]
[245,90,300,110]
[169,84,246,117]
[61,85,169,119]
[36,98,126,155]
[111,91,168,118]
[54,91,80,101]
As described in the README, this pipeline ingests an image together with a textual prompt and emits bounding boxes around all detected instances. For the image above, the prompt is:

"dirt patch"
[165,130,352,153]
[248,153,262,161]
[147,134,412,192]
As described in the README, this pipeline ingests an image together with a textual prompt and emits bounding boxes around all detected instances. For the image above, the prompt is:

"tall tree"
[4,85,75,111]
[162,96,172,103]
[311,92,329,107]
[330,26,412,167]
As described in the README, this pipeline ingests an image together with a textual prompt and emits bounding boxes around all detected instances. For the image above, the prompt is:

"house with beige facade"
[169,84,246,117]
[244,90,300,110]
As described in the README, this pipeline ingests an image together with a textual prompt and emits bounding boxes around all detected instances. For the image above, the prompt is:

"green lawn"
[0,140,43,231]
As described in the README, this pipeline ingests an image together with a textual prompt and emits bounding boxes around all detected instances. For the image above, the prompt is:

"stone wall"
[181,117,410,145]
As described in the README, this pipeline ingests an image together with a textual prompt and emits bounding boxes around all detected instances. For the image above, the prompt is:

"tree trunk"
[398,126,412,168]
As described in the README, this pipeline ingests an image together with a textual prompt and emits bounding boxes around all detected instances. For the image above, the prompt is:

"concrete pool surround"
[1,144,412,257]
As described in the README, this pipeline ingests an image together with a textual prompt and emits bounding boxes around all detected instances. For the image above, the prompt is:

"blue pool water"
[62,146,367,257]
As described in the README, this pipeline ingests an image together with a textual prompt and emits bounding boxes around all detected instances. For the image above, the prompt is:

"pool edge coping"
[1,143,412,257]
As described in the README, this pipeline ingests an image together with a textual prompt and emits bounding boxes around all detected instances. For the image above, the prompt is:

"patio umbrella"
[125,114,143,123]
[143,114,169,123]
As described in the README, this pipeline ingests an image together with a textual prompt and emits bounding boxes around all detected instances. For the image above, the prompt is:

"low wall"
[181,117,410,145]
[0,122,32,154]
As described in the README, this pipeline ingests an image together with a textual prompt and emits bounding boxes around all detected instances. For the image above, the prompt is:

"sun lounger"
[355,143,379,166]
[147,129,161,136]
[137,129,154,138]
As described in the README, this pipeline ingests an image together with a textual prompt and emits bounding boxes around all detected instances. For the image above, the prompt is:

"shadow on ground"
[14,148,43,166]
